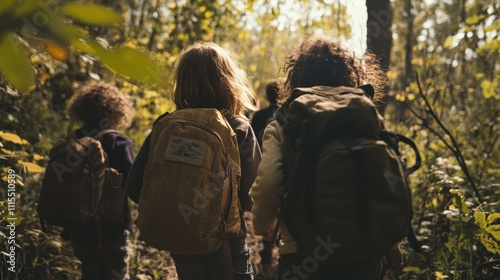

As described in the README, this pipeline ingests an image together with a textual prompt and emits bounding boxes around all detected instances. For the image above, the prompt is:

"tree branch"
[415,74,482,201]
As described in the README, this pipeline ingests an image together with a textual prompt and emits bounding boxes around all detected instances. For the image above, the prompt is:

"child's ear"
[358,84,375,100]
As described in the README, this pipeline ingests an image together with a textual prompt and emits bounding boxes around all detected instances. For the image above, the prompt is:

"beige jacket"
[250,120,297,254]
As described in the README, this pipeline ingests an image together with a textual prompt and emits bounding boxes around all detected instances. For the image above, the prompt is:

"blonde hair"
[68,82,133,129]
[173,42,256,115]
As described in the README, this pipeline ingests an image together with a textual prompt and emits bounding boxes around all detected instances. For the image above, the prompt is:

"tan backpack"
[137,108,241,255]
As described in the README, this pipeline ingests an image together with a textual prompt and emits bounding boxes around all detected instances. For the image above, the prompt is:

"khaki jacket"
[250,120,297,254]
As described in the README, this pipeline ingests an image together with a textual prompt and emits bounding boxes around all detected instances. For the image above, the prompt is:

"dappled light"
[0,0,498,279]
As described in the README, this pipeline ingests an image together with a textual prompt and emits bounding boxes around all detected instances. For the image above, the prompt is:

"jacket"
[250,120,297,254]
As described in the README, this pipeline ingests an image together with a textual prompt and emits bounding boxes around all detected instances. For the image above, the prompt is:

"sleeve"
[126,133,151,204]
[251,110,266,146]
[107,135,134,183]
[249,120,288,233]
[234,119,262,212]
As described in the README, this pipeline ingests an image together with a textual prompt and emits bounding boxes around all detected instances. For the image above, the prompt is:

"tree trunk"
[404,0,413,85]
[366,0,393,116]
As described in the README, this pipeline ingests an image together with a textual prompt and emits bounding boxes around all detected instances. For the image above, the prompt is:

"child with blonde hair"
[127,42,261,280]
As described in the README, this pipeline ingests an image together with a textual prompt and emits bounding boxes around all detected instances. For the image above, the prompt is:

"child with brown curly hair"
[250,37,390,279]
[65,81,134,280]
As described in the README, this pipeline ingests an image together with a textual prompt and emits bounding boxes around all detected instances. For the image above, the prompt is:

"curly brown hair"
[67,82,133,129]
[280,37,386,103]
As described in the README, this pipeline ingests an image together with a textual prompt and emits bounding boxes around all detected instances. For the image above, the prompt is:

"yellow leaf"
[386,70,398,80]
[475,211,487,229]
[456,195,471,214]
[21,162,44,173]
[46,40,69,62]
[1,148,12,155]
[411,57,423,66]
[480,79,497,99]
[443,37,454,48]
[432,197,438,208]
[475,73,485,79]
[435,271,449,279]
[0,131,30,145]
[487,213,500,225]
[33,153,45,161]
[465,15,480,25]
[403,266,423,274]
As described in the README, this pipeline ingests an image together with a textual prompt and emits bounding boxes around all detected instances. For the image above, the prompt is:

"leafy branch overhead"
[0,0,167,92]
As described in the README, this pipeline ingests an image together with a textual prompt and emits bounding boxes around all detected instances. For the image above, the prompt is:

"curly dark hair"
[67,82,133,129]
[265,79,280,105]
[280,37,386,103]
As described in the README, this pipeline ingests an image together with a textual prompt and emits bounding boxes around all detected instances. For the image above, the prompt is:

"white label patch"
[165,136,207,166]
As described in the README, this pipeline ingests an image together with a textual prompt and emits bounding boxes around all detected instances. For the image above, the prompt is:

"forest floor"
[127,210,279,280]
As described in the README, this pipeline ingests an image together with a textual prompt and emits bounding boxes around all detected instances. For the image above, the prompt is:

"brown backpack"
[137,108,241,255]
[37,130,125,229]
[276,85,421,263]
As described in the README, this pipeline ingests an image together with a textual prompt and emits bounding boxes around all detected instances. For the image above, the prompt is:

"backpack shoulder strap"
[93,129,118,140]
[152,111,170,127]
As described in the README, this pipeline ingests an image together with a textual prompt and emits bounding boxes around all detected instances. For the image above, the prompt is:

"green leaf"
[0,0,16,15]
[0,33,35,92]
[60,3,122,26]
[402,266,424,274]
[12,0,42,18]
[95,46,167,85]
[47,16,97,55]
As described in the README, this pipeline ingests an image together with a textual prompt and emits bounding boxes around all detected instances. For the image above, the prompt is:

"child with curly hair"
[250,37,390,279]
[65,81,134,280]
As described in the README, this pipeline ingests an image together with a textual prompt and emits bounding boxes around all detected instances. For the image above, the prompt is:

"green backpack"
[276,85,421,263]
[137,108,241,255]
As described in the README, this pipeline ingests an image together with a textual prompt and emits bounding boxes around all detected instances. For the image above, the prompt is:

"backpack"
[37,129,125,229]
[275,85,421,263]
[137,108,241,255]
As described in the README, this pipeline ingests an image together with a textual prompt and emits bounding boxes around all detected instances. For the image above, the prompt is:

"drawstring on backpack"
[94,215,103,255]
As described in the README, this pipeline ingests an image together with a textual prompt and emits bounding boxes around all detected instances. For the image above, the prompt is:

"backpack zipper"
[166,121,234,226]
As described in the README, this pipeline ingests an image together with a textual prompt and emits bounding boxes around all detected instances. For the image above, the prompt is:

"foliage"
[0,0,498,279]
[0,0,167,91]
[396,160,500,280]
[387,0,499,279]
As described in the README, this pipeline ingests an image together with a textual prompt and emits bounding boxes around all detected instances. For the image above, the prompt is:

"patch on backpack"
[165,136,207,166]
